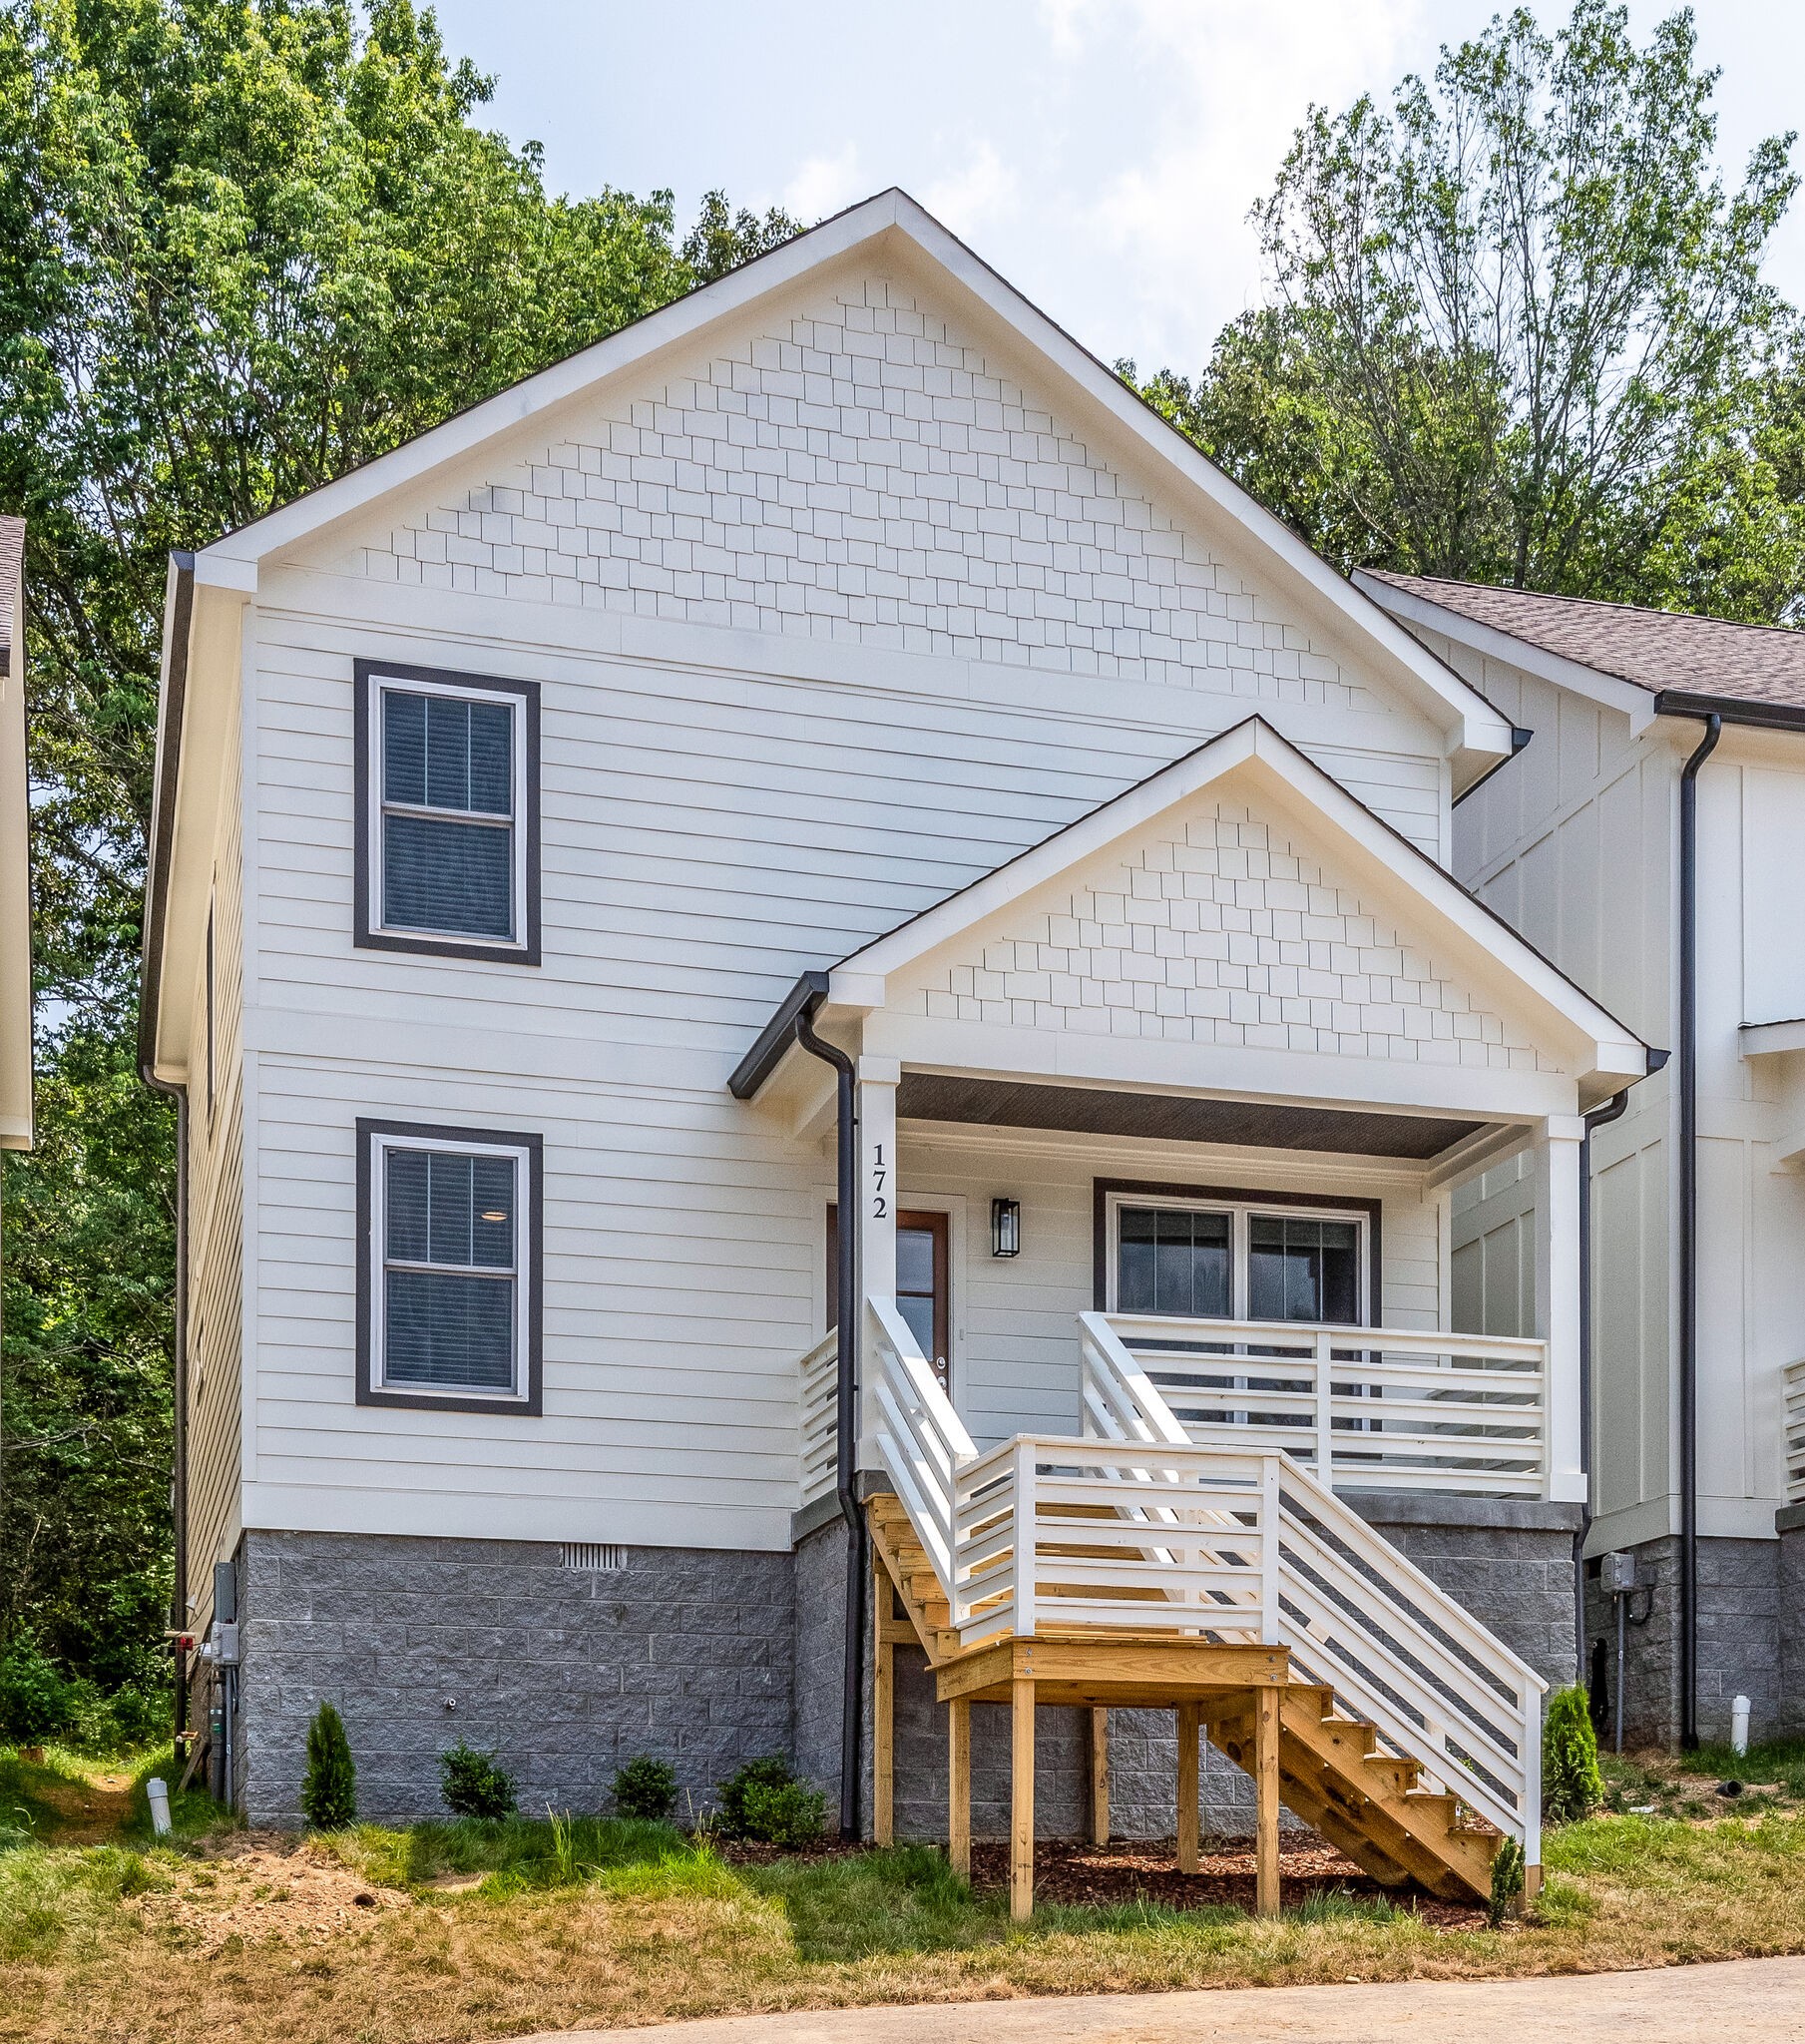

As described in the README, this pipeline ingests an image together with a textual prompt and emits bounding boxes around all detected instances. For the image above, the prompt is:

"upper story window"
[356,1119,543,1413]
[354,661,540,964]
[1105,1187,1370,1326]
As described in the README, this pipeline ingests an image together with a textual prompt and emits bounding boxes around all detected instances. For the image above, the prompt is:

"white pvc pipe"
[147,1778,172,1837]
[1731,1695,1750,1758]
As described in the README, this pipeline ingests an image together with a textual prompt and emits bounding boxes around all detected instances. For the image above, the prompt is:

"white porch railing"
[868,1296,976,1595]
[1084,1310,1549,1497]
[1080,1317,1544,1854]
[798,1329,841,1511]
[1786,1358,1805,1505]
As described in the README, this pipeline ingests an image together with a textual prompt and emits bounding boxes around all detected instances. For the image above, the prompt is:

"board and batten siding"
[233,262,1473,1552]
[185,710,246,1620]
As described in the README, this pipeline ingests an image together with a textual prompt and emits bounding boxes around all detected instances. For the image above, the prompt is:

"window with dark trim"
[356,1119,544,1413]
[353,661,541,963]
[1094,1179,1381,1326]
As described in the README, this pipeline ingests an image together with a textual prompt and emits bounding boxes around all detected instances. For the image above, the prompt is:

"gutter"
[728,973,866,1841]
[139,553,196,1746]
[1676,712,1720,1750]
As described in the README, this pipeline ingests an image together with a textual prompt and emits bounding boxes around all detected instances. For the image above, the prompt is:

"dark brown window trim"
[356,1116,545,1416]
[353,658,542,965]
[1092,1177,1383,1324]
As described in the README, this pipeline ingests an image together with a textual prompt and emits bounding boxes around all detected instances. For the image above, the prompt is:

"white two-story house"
[1364,571,1805,1747]
[141,195,1649,1912]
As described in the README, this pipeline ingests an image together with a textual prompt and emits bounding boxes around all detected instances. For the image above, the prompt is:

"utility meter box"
[1602,1550,1638,1595]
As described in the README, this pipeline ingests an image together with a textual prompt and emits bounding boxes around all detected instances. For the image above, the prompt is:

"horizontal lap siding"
[242,269,1463,1546]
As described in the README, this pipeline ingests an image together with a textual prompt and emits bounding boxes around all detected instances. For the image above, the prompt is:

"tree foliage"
[0,0,796,1722]
[1130,1,1805,619]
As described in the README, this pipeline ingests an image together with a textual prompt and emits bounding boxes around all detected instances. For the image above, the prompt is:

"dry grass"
[4,1750,1805,2043]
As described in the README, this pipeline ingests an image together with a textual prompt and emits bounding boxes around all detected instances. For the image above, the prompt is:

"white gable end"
[895,791,1551,1076]
[360,274,1375,711]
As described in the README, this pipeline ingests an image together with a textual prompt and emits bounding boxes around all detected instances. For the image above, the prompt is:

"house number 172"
[871,1142,888,1220]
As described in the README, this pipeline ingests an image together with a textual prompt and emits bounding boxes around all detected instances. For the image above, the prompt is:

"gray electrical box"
[1602,1550,1637,1595]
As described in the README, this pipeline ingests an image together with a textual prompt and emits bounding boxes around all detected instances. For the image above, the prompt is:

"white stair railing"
[1082,1310,1545,1859]
[867,1295,975,1599]
[1091,1309,1549,1496]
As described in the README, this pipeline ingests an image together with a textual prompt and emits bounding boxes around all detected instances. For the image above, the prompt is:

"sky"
[426,0,1805,377]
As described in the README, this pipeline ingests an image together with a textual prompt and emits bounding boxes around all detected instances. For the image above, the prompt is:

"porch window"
[354,661,540,963]
[356,1119,543,1411]
[1108,1192,1367,1324]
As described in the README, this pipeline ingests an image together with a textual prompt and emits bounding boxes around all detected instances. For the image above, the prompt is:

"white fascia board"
[188,188,1510,780]
[1740,1018,1805,1058]
[830,716,1646,1091]
[1355,570,1659,735]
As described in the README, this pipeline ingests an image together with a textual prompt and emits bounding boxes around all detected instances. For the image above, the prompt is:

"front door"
[827,1207,952,1393]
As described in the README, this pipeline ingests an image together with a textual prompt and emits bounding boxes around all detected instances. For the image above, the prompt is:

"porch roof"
[732,717,1651,1120]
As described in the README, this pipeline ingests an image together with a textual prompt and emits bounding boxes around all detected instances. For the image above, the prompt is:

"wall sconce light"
[991,1197,1022,1259]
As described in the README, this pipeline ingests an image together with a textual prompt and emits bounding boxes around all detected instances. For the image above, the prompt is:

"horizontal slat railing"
[1787,1359,1805,1505]
[1088,1309,1549,1497]
[1082,1317,1544,1860]
[868,1295,976,1600]
[797,1330,841,1510]
[951,1434,1280,1650]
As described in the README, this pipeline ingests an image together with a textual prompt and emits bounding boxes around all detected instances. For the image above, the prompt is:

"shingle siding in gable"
[905,799,1550,1073]
[364,279,1370,708]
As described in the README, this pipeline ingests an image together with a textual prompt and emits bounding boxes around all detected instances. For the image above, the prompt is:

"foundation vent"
[560,1542,627,1572]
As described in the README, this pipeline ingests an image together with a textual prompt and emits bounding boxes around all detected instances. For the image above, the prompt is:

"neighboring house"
[1,518,31,1262]
[1363,570,1805,1747]
[141,194,1650,1910]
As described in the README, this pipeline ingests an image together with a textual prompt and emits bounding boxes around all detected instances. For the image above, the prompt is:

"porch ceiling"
[895,1073,1486,1160]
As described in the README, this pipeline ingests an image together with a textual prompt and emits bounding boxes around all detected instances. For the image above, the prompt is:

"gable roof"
[0,514,31,1149]
[733,716,1649,1105]
[1359,568,1805,727]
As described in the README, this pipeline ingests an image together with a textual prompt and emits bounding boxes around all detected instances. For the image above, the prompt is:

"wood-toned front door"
[827,1207,952,1393]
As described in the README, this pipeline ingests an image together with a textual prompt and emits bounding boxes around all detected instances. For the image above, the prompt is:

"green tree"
[0,0,796,1726]
[1129,1,1805,619]
[1543,1683,1606,1822]
[301,1700,356,1827]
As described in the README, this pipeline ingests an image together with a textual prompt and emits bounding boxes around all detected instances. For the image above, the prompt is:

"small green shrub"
[1543,1683,1605,1823]
[714,1756,794,1838]
[612,1755,677,1820]
[0,1636,76,1745]
[739,1778,825,1848]
[439,1743,517,1820]
[300,1702,357,1829]
[1488,1834,1526,1926]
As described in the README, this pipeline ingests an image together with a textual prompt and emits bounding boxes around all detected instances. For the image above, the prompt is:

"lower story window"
[1109,1191,1367,1325]
[357,1120,542,1411]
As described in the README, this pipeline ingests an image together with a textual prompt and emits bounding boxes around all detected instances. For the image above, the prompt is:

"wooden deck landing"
[866,1492,1504,1923]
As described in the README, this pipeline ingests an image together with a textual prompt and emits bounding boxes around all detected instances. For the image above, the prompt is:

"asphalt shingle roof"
[1365,568,1805,712]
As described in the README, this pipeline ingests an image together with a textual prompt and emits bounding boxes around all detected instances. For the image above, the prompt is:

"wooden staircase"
[867,1489,1508,1914]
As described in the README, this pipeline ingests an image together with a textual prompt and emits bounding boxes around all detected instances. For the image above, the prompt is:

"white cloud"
[781,143,865,225]
[923,141,1020,237]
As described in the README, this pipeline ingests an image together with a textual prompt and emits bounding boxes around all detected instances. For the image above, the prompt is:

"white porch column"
[1534,1115,1586,1503]
[857,1056,899,1451]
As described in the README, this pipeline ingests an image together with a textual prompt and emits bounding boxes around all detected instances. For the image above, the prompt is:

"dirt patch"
[131,1830,410,1954]
[963,1836,1486,1926]
[28,1768,137,1846]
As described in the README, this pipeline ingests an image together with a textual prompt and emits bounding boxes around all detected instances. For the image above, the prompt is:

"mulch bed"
[719,1830,1484,1926]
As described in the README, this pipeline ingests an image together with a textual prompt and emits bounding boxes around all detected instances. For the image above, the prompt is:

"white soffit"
[829,716,1646,1087]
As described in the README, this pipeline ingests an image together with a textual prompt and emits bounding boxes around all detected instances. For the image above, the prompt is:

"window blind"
[382,1147,518,1391]
[380,689,515,940]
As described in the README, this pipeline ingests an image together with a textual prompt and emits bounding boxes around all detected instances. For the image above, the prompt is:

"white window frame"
[365,670,531,952]
[367,1128,535,1406]
[1104,1190,1370,1325]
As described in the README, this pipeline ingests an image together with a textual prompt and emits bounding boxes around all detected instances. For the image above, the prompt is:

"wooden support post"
[1176,1700,1200,1873]
[1089,1707,1110,1847]
[1255,1688,1281,1918]
[947,1698,971,1882]
[1011,1677,1036,1923]
[872,1554,894,1849]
